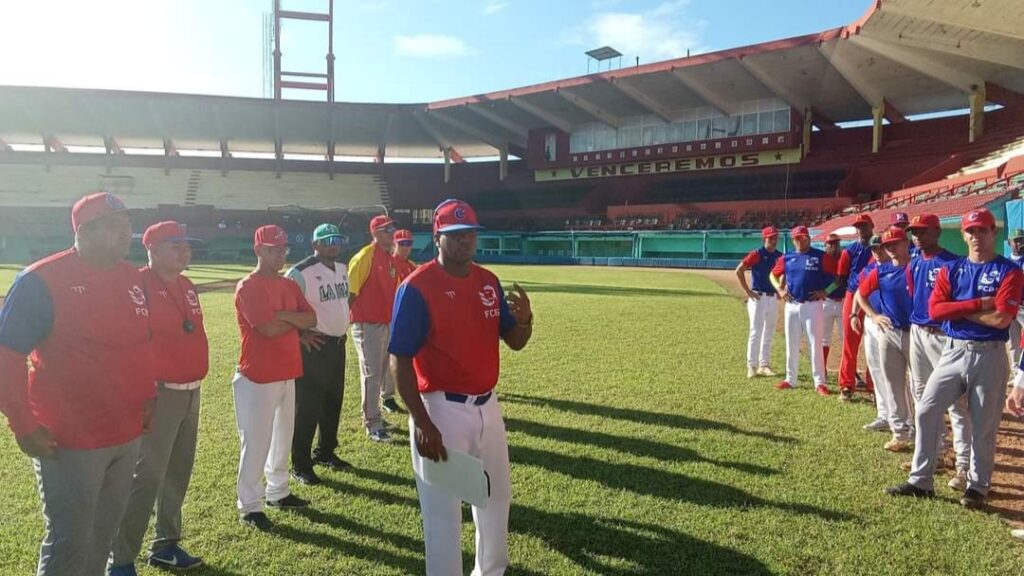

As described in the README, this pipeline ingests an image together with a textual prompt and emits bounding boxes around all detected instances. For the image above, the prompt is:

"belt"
[321,334,347,343]
[949,339,1004,351]
[912,324,945,336]
[444,391,493,406]
[160,380,201,391]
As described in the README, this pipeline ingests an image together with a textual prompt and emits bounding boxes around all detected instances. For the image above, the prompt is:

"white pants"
[822,299,844,348]
[411,391,511,576]
[863,318,890,423]
[784,301,826,387]
[746,294,778,368]
[232,372,295,514]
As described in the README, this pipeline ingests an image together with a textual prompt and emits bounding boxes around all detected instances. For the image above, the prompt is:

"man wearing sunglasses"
[349,215,403,442]
[286,224,352,485]
[393,229,417,282]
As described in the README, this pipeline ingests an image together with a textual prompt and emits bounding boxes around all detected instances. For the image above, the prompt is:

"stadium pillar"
[443,147,452,183]
[969,85,986,143]
[871,106,884,153]
[499,147,508,181]
[802,108,812,158]
[702,233,708,260]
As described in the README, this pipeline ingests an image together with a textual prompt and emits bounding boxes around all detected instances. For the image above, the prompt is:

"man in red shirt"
[390,199,533,576]
[0,193,155,576]
[349,215,402,441]
[233,225,317,531]
[110,222,207,575]
[393,228,417,282]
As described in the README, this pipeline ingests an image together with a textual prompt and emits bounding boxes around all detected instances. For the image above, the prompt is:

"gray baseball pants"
[909,324,973,469]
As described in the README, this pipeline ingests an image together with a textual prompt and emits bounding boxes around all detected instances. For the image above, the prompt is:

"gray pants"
[908,339,1009,493]
[909,325,973,468]
[34,438,141,576]
[877,327,914,440]
[112,385,201,566]
[352,322,394,432]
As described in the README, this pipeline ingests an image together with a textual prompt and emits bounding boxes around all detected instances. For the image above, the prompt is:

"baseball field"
[1,263,1023,575]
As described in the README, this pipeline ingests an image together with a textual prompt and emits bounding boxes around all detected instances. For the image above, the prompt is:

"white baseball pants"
[232,372,295,514]
[746,294,778,369]
[862,318,891,424]
[411,391,511,576]
[822,299,843,348]
[784,301,826,387]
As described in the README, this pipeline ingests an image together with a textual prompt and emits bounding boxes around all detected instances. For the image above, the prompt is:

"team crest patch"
[454,206,467,220]
[105,194,127,210]
[186,289,199,307]
[128,285,146,306]
[479,285,497,307]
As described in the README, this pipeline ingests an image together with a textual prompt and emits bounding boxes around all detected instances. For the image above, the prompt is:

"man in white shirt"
[286,224,352,485]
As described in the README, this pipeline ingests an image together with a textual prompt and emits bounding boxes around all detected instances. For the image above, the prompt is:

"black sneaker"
[313,454,353,471]
[839,388,854,402]
[291,468,321,486]
[884,482,935,498]
[267,494,309,510]
[960,488,986,509]
[382,398,404,414]
[241,512,274,531]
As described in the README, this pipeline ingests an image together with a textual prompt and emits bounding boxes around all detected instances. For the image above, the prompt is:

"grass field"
[1,264,1023,575]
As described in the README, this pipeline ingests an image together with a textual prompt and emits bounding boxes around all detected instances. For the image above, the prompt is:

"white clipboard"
[418,448,491,509]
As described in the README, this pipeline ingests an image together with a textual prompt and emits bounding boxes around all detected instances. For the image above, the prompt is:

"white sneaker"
[948,468,968,490]
[747,366,756,379]
[757,366,778,377]
[862,418,890,432]
[1011,528,1024,541]
[367,429,392,443]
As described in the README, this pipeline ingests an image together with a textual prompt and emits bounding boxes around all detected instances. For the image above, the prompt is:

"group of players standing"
[737,209,1024,512]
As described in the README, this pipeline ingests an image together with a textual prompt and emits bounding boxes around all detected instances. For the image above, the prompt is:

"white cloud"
[394,34,475,58]
[483,1,509,14]
[567,0,706,63]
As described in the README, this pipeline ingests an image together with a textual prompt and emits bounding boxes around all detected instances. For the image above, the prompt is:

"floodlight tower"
[273,0,335,101]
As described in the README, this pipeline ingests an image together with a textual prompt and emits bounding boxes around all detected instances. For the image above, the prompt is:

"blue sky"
[1,0,870,104]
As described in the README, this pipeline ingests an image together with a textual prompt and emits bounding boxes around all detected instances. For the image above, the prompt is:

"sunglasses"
[397,240,413,247]
[318,236,347,247]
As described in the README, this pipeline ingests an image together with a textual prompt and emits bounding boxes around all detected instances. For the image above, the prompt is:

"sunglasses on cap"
[397,240,413,247]
[317,236,347,247]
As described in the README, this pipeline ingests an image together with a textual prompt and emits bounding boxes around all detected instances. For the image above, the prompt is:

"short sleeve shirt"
[235,272,313,383]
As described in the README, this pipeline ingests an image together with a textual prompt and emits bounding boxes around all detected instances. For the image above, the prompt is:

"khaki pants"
[352,322,395,432]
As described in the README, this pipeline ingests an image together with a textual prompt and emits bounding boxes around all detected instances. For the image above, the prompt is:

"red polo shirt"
[141,267,209,384]
[234,272,313,383]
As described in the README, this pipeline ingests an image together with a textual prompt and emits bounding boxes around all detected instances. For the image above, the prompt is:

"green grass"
[1,264,1023,575]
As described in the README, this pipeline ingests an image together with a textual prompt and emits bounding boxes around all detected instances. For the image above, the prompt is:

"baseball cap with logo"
[852,213,874,227]
[1011,228,1024,240]
[313,223,345,243]
[880,227,908,246]
[72,192,128,233]
[254,224,289,247]
[907,213,941,231]
[142,221,201,249]
[826,233,841,244]
[394,229,413,245]
[761,226,778,239]
[961,208,996,231]
[434,199,485,234]
[790,225,809,238]
[369,215,395,233]
[892,212,910,226]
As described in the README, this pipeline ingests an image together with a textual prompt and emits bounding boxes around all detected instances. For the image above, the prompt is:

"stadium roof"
[1,0,1023,161]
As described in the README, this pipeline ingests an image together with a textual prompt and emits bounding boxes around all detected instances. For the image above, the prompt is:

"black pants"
[292,335,346,472]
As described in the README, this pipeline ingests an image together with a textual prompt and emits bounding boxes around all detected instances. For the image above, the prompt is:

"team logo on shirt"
[804,257,819,269]
[71,285,86,294]
[927,267,939,286]
[978,270,1001,294]
[129,284,149,317]
[479,285,497,307]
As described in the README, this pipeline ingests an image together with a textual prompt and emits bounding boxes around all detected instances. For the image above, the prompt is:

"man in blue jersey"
[769,225,839,395]
[905,213,970,485]
[887,209,1022,507]
[822,234,845,369]
[856,228,915,451]
[851,236,892,434]
[735,226,781,379]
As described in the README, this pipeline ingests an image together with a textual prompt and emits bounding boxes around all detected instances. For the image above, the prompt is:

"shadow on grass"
[502,393,796,445]
[513,281,728,299]
[505,417,778,477]
[273,520,424,575]
[509,445,851,522]
[510,504,772,575]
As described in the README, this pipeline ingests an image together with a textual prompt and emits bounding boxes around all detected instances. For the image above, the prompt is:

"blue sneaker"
[148,544,203,570]
[108,564,138,576]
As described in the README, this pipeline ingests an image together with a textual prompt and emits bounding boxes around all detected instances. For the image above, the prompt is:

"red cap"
[254,224,289,247]
[907,213,941,230]
[826,233,841,244]
[761,226,778,239]
[961,208,996,231]
[369,215,395,233]
[394,229,413,243]
[142,221,200,249]
[880,227,908,246]
[852,213,874,227]
[433,199,484,234]
[72,192,128,233]
[790,225,809,238]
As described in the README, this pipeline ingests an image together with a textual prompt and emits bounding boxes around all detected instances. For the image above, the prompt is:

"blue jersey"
[741,248,781,296]
[933,256,1023,342]
[772,247,833,302]
[860,262,913,329]
[839,241,873,294]
[908,249,958,328]
[859,262,883,313]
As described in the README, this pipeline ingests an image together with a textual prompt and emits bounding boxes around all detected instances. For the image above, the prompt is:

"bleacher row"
[564,208,832,232]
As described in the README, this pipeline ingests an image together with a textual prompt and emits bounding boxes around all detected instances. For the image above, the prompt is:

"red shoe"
[775,381,794,390]
[815,384,831,397]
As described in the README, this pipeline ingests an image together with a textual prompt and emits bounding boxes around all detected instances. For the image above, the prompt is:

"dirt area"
[693,266,1024,528]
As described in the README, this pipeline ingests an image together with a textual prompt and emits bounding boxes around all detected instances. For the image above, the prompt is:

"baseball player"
[822,233,845,369]
[349,215,403,441]
[905,213,971,486]
[734,226,781,378]
[837,213,876,401]
[769,225,839,394]
[389,199,533,576]
[110,222,207,575]
[887,208,1022,508]
[286,224,352,486]
[856,228,915,452]
[394,229,418,282]
[1006,228,1024,378]
[233,225,317,530]
[892,212,919,259]
[0,193,155,576]
[851,235,893,434]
